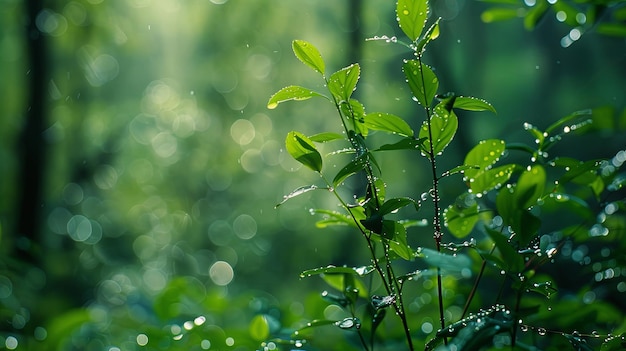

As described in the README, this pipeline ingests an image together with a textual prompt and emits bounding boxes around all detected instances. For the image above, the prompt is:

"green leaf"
[419,103,458,157]
[414,18,441,54]
[312,209,360,228]
[540,192,594,221]
[403,59,438,107]
[379,197,420,216]
[469,164,516,194]
[364,112,414,137]
[300,265,374,278]
[267,85,324,109]
[249,315,270,341]
[321,274,368,298]
[292,40,325,75]
[375,137,427,151]
[276,185,322,207]
[444,164,480,177]
[601,332,626,351]
[453,96,497,113]
[285,131,323,172]
[417,247,472,274]
[385,221,413,260]
[464,139,507,177]
[333,154,367,187]
[426,306,513,351]
[516,164,546,209]
[485,228,524,273]
[545,109,592,134]
[328,64,360,102]
[309,132,344,142]
[294,319,338,336]
[397,0,429,41]
[342,98,367,136]
[496,186,542,247]
[444,193,480,238]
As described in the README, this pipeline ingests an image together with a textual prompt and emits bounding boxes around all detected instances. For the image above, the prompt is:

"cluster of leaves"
[265,0,626,350]
[481,0,626,43]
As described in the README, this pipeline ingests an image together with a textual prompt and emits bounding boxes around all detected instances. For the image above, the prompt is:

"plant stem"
[416,52,447,341]
[462,244,496,318]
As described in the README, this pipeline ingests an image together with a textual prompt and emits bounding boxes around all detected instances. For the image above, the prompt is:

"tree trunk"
[15,0,48,264]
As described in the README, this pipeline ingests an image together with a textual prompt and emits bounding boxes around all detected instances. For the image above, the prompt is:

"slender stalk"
[462,244,496,318]
[415,52,447,341]
[326,84,415,351]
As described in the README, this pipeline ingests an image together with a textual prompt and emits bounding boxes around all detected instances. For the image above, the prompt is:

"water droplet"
[537,327,547,336]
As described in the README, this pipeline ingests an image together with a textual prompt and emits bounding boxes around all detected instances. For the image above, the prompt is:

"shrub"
[266,0,626,350]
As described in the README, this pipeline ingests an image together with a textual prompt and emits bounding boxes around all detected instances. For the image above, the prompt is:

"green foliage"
[481,0,626,45]
[267,0,626,349]
[2,1,624,351]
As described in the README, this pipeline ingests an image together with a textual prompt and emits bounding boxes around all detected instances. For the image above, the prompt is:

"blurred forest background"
[0,0,624,350]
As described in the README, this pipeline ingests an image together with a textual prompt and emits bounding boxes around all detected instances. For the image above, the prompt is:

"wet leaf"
[601,333,626,351]
[464,139,506,170]
[292,40,325,75]
[417,247,471,274]
[414,18,441,53]
[453,96,497,113]
[403,59,438,107]
[328,64,360,102]
[333,154,367,187]
[321,274,368,298]
[309,132,344,142]
[300,265,374,278]
[444,193,480,238]
[425,305,513,351]
[469,164,516,194]
[294,319,337,336]
[464,139,509,190]
[285,131,323,172]
[371,294,396,310]
[335,317,361,330]
[444,164,480,177]
[375,137,427,152]
[276,184,322,208]
[379,197,420,216]
[419,102,458,157]
[486,228,524,273]
[342,99,367,135]
[363,112,414,137]
[496,184,542,247]
[321,290,350,307]
[267,85,324,109]
[369,221,414,260]
[397,0,429,41]
[516,164,546,209]
[312,209,361,228]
